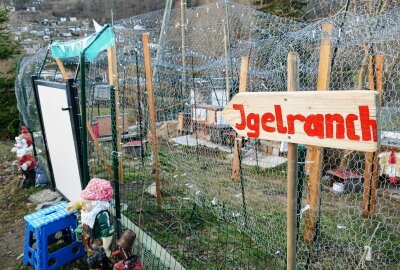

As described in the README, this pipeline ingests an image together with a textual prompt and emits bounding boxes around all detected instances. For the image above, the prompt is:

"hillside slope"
[39,0,254,22]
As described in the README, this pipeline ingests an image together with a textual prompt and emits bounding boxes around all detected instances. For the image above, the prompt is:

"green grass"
[88,139,400,269]
[124,195,279,269]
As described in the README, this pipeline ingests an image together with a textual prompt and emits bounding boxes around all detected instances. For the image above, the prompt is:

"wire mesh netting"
[16,1,400,269]
[15,50,52,179]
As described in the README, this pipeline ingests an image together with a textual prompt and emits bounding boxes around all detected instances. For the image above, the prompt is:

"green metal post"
[296,145,307,241]
[110,86,121,233]
[224,0,234,98]
[80,54,89,188]
[28,128,38,160]
[78,24,111,189]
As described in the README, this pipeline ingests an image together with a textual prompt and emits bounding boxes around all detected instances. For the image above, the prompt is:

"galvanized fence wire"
[16,1,400,269]
[14,49,52,184]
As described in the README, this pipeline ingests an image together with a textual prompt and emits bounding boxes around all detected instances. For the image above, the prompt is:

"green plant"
[0,8,18,59]
[0,8,20,138]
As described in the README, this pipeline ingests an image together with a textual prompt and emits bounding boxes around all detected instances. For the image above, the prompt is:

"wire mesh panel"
[15,1,400,269]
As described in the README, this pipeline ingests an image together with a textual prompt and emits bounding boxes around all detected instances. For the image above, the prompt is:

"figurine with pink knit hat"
[67,178,115,268]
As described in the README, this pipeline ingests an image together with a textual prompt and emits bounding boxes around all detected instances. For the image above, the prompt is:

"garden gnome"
[112,229,143,270]
[13,138,36,189]
[68,178,114,260]
[19,126,33,146]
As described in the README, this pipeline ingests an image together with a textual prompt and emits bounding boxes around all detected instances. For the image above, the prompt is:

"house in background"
[6,6,16,12]
[21,39,40,55]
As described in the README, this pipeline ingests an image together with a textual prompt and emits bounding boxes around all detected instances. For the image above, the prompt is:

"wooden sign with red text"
[221,90,379,152]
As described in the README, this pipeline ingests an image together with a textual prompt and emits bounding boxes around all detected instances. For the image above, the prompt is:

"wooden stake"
[368,55,384,100]
[87,127,114,178]
[287,52,299,270]
[363,151,374,218]
[55,57,113,178]
[316,24,334,90]
[55,58,71,80]
[338,150,354,170]
[363,54,383,218]
[231,56,248,182]
[107,45,124,184]
[143,32,162,209]
[370,153,380,216]
[239,57,248,94]
[304,23,333,243]
[357,47,369,89]
[375,55,384,100]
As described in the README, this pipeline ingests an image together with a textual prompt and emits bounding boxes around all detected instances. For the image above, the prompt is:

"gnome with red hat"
[19,126,33,146]
[11,134,36,189]
[68,178,115,265]
[17,150,36,189]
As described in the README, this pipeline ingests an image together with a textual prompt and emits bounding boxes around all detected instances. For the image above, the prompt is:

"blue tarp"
[51,25,115,61]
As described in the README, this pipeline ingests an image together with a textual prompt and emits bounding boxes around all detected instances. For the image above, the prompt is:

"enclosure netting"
[16,1,400,269]
[15,50,52,179]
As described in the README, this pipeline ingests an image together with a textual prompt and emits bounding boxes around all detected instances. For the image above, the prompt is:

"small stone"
[28,189,61,204]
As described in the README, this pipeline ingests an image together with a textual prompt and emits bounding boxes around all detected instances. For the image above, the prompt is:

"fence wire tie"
[111,151,122,156]
[298,204,310,219]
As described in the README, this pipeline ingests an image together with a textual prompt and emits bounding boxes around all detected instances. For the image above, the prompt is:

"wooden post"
[55,58,71,80]
[88,127,114,178]
[287,52,299,270]
[107,45,124,184]
[304,23,333,242]
[143,32,162,209]
[368,54,384,100]
[231,56,248,182]
[362,54,383,218]
[316,24,334,90]
[55,57,113,178]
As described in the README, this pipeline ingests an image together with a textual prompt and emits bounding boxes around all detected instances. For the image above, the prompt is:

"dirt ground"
[0,140,37,269]
[0,141,85,269]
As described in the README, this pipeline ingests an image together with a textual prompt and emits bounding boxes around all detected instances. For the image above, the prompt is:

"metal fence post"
[111,85,121,237]
[80,54,89,188]
[296,145,307,241]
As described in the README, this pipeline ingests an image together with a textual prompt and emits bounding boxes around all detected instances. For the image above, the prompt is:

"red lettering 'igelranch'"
[232,104,377,142]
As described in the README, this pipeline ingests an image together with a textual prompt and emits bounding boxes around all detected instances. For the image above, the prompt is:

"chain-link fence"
[16,1,400,269]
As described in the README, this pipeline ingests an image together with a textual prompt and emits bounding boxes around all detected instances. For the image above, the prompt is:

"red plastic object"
[92,122,99,138]
[327,169,362,180]
[124,141,143,147]
[389,151,398,184]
